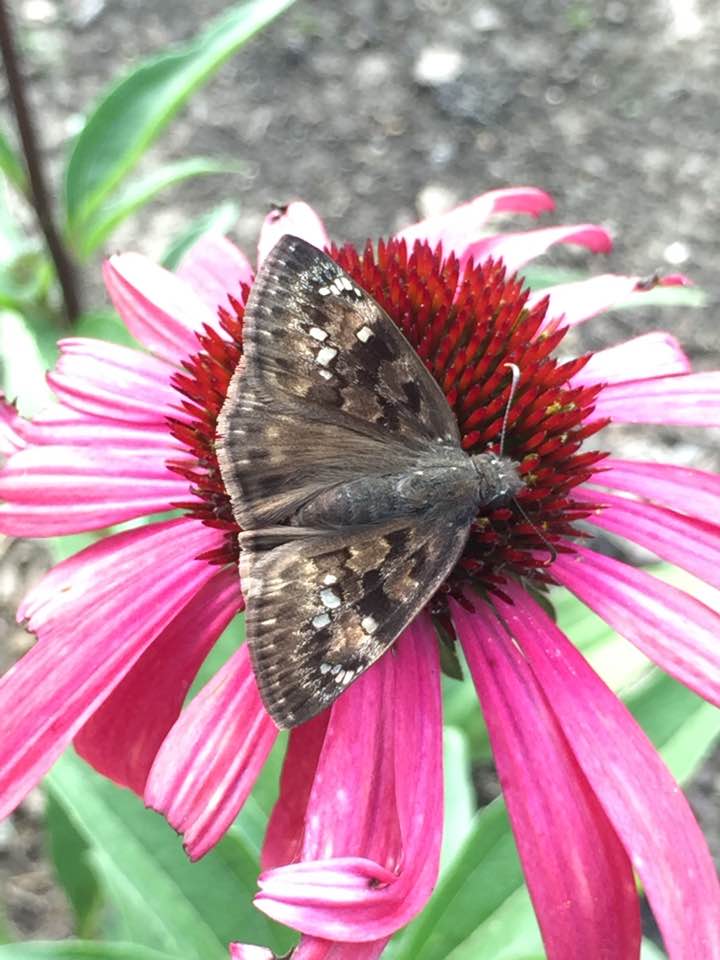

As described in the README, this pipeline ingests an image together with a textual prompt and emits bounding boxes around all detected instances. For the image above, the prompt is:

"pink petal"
[531,274,639,328]
[230,947,275,960]
[74,567,241,794]
[255,616,443,942]
[103,254,219,365]
[498,582,720,960]
[0,518,222,820]
[453,600,640,960]
[230,940,386,960]
[553,546,720,709]
[47,338,180,425]
[145,642,277,860]
[0,443,190,535]
[575,487,720,589]
[463,224,613,274]
[591,458,720,521]
[23,412,186,451]
[592,371,720,426]
[257,202,330,265]
[262,713,330,870]
[396,186,554,250]
[0,396,25,455]
[176,233,253,311]
[530,272,688,330]
[570,332,690,387]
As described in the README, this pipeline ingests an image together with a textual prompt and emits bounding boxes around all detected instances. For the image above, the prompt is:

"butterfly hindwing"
[217,235,461,529]
[240,510,471,728]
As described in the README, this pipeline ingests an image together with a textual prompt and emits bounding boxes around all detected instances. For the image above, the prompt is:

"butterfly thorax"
[471,453,524,510]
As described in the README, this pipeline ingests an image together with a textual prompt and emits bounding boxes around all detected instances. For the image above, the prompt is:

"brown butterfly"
[216,235,523,728]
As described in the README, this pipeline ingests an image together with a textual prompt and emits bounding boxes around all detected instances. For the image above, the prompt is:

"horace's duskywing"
[217,235,523,728]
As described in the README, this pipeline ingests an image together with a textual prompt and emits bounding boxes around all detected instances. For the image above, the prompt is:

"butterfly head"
[470,452,524,512]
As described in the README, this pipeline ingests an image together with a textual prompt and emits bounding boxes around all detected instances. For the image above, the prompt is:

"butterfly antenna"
[511,495,557,565]
[499,363,521,457]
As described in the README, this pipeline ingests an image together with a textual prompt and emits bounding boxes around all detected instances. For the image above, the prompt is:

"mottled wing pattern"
[216,235,460,529]
[240,510,470,728]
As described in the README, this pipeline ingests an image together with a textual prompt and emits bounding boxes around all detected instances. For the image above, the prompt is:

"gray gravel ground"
[1,0,720,947]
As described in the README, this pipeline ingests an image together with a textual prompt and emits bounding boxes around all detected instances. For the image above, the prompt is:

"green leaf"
[75,158,241,258]
[45,791,103,938]
[444,887,542,960]
[641,939,668,960]
[162,201,240,270]
[65,0,296,238]
[73,310,142,349]
[0,309,55,415]
[627,670,720,785]
[440,726,475,870]
[0,944,179,960]
[45,751,294,958]
[393,800,525,960]
[0,129,27,195]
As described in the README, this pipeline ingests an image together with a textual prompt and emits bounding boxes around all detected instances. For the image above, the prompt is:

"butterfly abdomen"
[293,460,481,529]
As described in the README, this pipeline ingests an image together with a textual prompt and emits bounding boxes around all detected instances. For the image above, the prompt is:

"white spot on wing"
[361,615,378,635]
[309,326,329,341]
[319,369,333,380]
[318,286,331,297]
[323,574,338,585]
[312,612,331,629]
[321,588,341,609]
[316,346,338,367]
[356,325,373,342]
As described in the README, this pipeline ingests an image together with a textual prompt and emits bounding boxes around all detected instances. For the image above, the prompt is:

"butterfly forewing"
[217,236,461,529]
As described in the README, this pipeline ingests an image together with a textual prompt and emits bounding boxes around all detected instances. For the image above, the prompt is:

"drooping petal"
[230,938,386,960]
[262,713,330,870]
[570,332,690,387]
[592,371,720,426]
[575,487,720,589]
[590,458,720,521]
[145,642,277,860]
[498,582,720,960]
[0,396,25,455]
[531,273,688,329]
[453,601,640,960]
[553,546,720,708]
[176,233,253,311]
[103,254,219,365]
[463,223,613,274]
[0,443,191,535]
[255,616,443,942]
[74,567,241,794]
[0,518,223,820]
[396,187,554,250]
[257,202,330,265]
[47,338,180,425]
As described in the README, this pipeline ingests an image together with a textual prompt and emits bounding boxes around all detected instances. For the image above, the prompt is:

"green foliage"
[64,0,296,256]
[0,129,27,195]
[0,945,180,960]
[45,751,295,959]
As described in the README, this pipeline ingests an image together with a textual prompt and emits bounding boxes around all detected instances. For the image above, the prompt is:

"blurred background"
[1,0,719,947]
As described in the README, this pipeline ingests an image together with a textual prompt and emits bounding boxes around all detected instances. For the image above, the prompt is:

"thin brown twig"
[0,0,81,324]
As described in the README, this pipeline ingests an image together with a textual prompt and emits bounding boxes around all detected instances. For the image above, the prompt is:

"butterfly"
[216,235,523,728]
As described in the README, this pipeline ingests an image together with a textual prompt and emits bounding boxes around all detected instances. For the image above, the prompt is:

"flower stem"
[0,0,81,325]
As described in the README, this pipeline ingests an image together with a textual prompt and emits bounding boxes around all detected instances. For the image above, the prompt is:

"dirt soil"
[1,0,720,948]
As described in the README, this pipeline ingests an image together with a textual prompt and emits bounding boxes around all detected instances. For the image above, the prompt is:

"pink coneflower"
[1,188,720,959]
